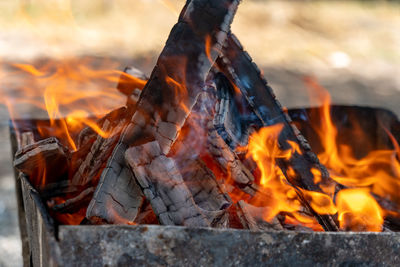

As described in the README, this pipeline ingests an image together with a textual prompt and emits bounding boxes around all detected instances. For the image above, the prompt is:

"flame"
[246,123,320,228]
[336,188,383,231]
[2,58,146,150]
[205,35,213,63]
[304,76,400,231]
[239,76,400,231]
[2,58,146,226]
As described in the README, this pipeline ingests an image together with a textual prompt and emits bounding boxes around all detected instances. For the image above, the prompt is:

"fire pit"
[10,105,400,266]
[8,0,400,265]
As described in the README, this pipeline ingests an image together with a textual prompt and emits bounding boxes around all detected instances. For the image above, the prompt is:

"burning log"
[236,201,284,231]
[14,137,70,185]
[207,122,258,196]
[176,157,231,212]
[116,66,147,108]
[125,141,210,227]
[86,166,144,224]
[51,187,95,214]
[71,107,128,186]
[85,0,240,224]
[122,0,240,154]
[217,34,339,231]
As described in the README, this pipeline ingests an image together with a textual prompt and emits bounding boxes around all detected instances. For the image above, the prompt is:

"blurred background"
[0,0,399,265]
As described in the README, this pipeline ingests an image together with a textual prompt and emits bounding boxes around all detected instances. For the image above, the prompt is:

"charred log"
[125,141,210,227]
[236,201,284,231]
[86,166,144,224]
[217,33,339,231]
[51,187,95,214]
[116,66,146,108]
[207,122,257,196]
[14,137,70,185]
[71,107,128,186]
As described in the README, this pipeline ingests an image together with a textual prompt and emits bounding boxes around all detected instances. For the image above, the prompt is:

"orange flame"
[304,76,400,231]
[336,188,383,231]
[240,76,400,231]
[246,123,322,229]
[2,58,146,150]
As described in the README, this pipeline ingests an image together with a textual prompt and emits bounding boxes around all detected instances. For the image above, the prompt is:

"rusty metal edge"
[20,174,63,266]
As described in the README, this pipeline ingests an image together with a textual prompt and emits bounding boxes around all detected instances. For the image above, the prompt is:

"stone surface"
[57,225,400,267]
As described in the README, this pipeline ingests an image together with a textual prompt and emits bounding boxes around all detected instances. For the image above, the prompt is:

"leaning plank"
[14,137,70,185]
[122,0,240,154]
[94,0,241,217]
[217,33,339,231]
[125,141,210,227]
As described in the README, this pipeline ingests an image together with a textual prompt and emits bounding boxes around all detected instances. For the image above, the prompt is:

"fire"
[2,58,146,223]
[4,52,399,231]
[239,76,400,231]
[305,76,400,231]
[245,123,324,229]
[336,188,383,232]
[3,58,146,150]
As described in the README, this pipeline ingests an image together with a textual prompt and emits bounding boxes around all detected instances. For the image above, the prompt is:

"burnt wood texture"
[86,0,240,224]
[217,34,339,231]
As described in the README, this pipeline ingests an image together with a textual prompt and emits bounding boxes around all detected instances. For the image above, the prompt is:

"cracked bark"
[126,141,210,227]
[207,121,258,196]
[216,33,339,231]
[89,0,240,226]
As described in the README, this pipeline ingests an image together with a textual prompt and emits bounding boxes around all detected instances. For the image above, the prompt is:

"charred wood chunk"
[20,131,35,148]
[213,72,258,149]
[124,0,240,155]
[125,141,210,227]
[218,34,339,231]
[72,108,128,186]
[86,165,144,225]
[96,0,240,201]
[51,187,95,214]
[236,201,284,231]
[207,123,255,191]
[14,137,70,185]
[116,66,147,108]
[176,158,231,212]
